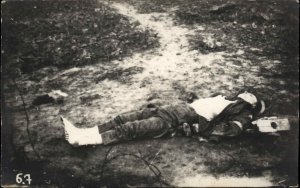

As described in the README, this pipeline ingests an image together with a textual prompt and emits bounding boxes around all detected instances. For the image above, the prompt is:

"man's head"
[237,91,257,107]
[237,91,265,114]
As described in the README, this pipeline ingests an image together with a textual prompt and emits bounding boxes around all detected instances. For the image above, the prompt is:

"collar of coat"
[211,99,253,123]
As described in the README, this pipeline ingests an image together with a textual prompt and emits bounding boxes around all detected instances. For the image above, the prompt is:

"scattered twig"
[150,148,161,165]
[12,78,41,160]
[100,145,114,182]
[277,179,287,184]
[100,148,171,187]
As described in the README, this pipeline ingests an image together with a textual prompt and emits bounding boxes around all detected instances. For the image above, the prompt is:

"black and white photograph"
[1,0,299,187]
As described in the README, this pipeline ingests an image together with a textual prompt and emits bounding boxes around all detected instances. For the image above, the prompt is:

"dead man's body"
[61,91,266,146]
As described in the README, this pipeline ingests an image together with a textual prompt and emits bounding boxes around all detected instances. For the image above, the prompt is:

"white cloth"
[189,95,236,121]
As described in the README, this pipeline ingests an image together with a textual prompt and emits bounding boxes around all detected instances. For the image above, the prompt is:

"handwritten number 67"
[16,173,32,185]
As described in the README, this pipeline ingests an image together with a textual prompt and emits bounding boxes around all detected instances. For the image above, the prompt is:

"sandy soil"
[2,0,299,187]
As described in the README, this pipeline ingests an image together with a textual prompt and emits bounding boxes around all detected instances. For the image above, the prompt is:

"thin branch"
[150,148,161,165]
[100,145,114,182]
[13,78,41,160]
[100,149,172,187]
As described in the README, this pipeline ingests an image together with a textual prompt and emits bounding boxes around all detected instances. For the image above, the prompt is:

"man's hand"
[182,123,192,136]
[191,123,199,134]
[186,92,199,103]
[197,136,208,142]
[211,122,242,137]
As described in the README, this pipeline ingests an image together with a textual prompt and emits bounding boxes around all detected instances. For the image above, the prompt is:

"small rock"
[279,90,288,94]
[80,94,101,103]
[215,42,222,47]
[236,49,245,55]
[197,26,205,31]
[59,106,68,113]
[94,8,101,12]
[210,3,236,14]
[50,90,68,97]
[260,13,270,21]
[249,47,262,51]
[24,144,34,152]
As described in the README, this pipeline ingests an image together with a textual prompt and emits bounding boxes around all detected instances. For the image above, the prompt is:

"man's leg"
[61,103,200,146]
[102,104,201,144]
[61,108,160,146]
[98,108,158,133]
[101,117,172,145]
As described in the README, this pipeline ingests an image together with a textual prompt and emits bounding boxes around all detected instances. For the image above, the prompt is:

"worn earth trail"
[107,2,260,98]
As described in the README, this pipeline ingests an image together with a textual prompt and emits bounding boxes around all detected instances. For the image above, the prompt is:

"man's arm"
[211,110,254,137]
[232,110,256,129]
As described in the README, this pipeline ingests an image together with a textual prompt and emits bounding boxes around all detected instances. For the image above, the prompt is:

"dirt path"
[109,2,227,94]
[103,1,268,105]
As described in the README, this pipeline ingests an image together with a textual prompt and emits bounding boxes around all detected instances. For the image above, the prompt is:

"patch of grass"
[189,35,227,54]
[114,0,298,59]
[94,66,144,84]
[1,0,159,75]
[109,0,176,13]
[174,0,299,57]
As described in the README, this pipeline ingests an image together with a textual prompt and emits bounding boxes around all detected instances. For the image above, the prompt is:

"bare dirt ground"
[2,0,299,187]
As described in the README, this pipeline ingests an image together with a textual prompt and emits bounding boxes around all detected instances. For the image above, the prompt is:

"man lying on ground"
[61,91,271,146]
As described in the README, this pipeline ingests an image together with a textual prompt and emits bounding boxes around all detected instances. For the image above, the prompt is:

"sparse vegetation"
[2,0,159,75]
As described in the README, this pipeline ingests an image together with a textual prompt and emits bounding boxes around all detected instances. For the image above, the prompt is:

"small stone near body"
[80,94,101,103]
[236,49,245,55]
[49,90,68,97]
[32,90,68,106]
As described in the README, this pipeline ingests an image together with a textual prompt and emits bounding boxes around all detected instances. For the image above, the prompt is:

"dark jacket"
[199,99,255,138]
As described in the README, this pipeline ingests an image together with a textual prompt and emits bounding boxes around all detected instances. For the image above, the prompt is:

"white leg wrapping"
[61,116,103,145]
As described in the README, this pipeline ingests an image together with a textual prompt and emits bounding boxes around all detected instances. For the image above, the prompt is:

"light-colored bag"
[252,117,290,133]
